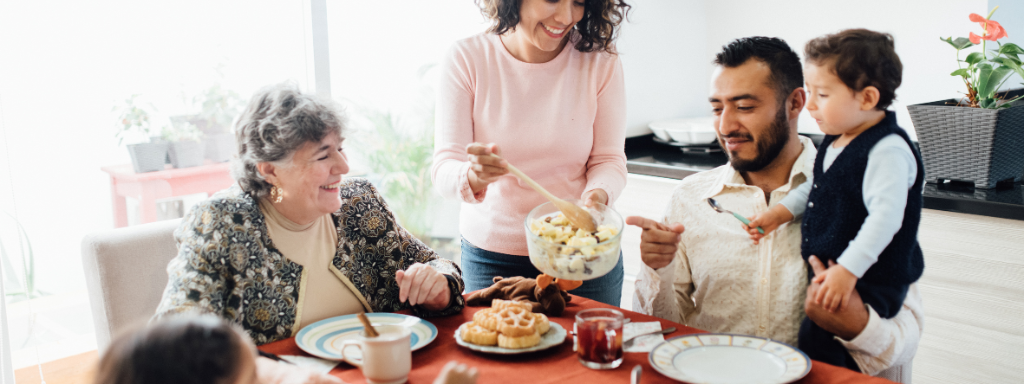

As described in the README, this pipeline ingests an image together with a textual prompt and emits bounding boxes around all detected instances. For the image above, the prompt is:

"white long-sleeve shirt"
[633,136,922,379]
[779,134,918,278]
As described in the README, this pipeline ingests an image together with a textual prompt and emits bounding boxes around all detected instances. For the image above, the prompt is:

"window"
[0,0,309,373]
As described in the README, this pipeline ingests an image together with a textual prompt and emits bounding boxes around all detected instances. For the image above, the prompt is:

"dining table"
[259,294,896,384]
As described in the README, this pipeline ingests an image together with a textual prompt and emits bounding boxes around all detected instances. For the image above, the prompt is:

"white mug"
[339,325,412,384]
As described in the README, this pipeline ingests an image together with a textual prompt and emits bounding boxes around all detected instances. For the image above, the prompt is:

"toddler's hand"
[744,206,793,244]
[812,264,857,313]
[433,360,479,384]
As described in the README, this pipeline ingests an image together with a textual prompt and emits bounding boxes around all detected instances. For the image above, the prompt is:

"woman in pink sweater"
[432,0,631,305]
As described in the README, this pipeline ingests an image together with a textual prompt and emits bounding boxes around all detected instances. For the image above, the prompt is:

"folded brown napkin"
[466,275,575,316]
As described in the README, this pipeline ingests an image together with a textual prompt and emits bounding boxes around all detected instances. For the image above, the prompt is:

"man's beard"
[721,104,791,173]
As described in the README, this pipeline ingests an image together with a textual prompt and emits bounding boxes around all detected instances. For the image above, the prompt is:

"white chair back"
[81,219,180,351]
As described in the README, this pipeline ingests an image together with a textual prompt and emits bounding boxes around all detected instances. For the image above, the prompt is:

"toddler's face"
[804,63,866,136]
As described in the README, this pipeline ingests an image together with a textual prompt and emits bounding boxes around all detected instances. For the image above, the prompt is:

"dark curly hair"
[476,0,631,54]
[804,29,903,110]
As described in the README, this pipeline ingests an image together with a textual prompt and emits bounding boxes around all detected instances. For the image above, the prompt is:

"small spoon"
[357,312,379,338]
[623,327,677,349]
[707,197,763,234]
[495,155,596,232]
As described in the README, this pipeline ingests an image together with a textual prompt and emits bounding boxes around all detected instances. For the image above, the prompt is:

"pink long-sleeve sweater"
[431,33,627,256]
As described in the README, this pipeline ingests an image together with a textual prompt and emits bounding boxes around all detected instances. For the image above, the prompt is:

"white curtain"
[0,270,13,384]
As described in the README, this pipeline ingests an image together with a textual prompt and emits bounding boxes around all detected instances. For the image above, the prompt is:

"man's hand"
[466,143,508,194]
[805,256,869,341]
[625,216,684,269]
[744,205,793,244]
[812,262,858,312]
[397,263,451,311]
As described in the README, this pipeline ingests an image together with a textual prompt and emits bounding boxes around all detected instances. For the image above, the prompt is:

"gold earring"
[271,185,283,203]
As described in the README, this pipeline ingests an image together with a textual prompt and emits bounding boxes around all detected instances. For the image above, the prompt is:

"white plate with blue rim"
[295,313,437,361]
[648,333,811,384]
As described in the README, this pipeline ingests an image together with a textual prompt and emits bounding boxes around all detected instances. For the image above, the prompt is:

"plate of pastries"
[455,299,567,354]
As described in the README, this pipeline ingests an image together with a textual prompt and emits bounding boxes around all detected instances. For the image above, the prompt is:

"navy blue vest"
[801,112,925,287]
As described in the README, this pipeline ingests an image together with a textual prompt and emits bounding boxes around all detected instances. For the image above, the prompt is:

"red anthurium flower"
[968,13,1008,43]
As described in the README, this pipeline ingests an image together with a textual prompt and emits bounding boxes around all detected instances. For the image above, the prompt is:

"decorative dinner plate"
[648,333,811,384]
[295,313,437,361]
[453,322,567,354]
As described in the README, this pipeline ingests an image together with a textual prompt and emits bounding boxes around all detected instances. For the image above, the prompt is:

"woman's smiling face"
[267,134,349,224]
[514,0,585,57]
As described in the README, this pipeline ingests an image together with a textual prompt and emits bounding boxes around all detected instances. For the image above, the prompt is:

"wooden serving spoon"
[494,155,596,232]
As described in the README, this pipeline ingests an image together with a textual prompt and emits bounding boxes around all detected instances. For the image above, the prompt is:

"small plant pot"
[127,141,169,173]
[907,88,1024,189]
[204,133,236,163]
[168,140,205,168]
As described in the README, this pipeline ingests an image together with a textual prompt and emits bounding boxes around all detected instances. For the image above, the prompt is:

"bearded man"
[629,37,922,381]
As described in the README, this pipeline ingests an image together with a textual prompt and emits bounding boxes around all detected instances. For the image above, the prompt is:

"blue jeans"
[460,238,624,307]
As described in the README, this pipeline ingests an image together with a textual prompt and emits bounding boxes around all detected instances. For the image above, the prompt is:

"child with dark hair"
[95,315,479,384]
[745,29,925,371]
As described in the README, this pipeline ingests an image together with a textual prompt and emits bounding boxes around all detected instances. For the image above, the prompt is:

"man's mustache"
[720,133,754,141]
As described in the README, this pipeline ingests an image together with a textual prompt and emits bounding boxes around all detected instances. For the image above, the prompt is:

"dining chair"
[81,218,181,351]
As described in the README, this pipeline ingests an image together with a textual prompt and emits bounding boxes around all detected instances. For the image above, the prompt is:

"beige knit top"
[259,199,365,329]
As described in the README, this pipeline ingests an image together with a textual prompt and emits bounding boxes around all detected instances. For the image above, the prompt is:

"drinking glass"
[575,308,624,369]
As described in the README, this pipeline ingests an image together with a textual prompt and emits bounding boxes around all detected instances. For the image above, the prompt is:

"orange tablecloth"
[259,295,894,384]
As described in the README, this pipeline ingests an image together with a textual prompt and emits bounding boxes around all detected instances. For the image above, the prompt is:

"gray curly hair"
[231,82,347,199]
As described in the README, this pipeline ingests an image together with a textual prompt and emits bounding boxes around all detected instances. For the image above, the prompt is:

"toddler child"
[95,315,479,384]
[745,29,924,371]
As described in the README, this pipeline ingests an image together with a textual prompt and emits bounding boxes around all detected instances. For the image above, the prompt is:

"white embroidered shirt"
[633,136,923,378]
[633,136,816,346]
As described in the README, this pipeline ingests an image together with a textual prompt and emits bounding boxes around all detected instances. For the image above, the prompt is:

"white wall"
[996,2,1024,92]
[618,0,991,139]
[617,0,709,137]
[702,0,989,139]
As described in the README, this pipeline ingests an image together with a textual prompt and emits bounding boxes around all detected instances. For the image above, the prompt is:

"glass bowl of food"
[524,201,623,280]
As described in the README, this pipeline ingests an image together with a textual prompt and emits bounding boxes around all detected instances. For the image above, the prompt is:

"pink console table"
[101,162,235,227]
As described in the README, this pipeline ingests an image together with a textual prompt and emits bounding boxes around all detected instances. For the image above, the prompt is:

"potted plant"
[114,95,168,173]
[193,84,244,162]
[163,120,205,169]
[352,107,440,242]
[907,6,1024,189]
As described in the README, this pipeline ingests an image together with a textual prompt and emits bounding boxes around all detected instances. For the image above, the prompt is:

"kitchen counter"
[625,134,1024,221]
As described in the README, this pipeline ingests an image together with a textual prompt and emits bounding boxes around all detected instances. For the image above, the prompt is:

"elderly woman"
[156,83,465,345]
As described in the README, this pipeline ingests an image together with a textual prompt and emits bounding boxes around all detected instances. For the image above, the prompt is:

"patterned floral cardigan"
[155,178,465,345]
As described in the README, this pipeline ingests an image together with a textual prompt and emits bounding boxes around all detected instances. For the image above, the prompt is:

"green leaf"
[998,43,1024,56]
[992,57,1024,78]
[975,65,1014,105]
[941,36,975,50]
[995,56,1022,66]
[950,68,971,78]
[991,58,1024,91]
[965,52,985,65]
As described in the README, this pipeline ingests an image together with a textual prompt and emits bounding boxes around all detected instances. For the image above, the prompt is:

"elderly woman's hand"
[466,143,508,194]
[396,263,451,311]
